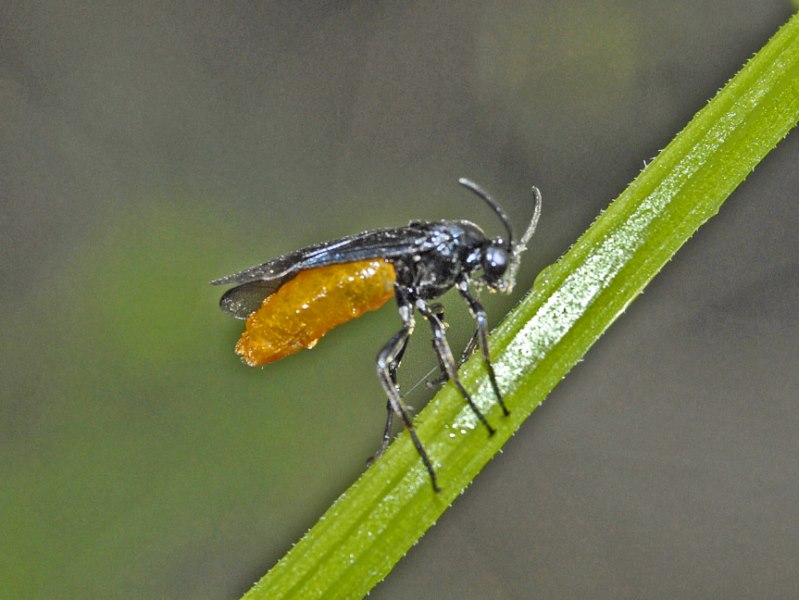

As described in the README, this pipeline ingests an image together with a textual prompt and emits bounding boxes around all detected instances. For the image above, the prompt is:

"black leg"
[417,300,496,436]
[458,282,509,416]
[426,327,478,389]
[424,303,450,387]
[375,297,440,492]
[370,331,409,463]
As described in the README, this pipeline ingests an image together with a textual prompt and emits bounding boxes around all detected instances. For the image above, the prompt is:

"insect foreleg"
[457,282,509,416]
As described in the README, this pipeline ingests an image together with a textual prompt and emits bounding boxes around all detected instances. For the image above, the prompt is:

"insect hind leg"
[368,332,409,465]
[416,299,496,436]
[375,299,440,492]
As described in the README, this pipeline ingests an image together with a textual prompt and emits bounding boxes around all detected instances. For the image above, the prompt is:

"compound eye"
[482,244,508,283]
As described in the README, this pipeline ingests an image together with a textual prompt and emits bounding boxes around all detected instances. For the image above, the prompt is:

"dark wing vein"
[211,225,435,318]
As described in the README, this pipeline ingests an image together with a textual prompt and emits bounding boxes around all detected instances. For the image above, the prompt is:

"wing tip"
[218,287,251,319]
[210,274,233,286]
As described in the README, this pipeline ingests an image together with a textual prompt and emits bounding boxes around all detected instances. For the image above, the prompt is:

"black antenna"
[458,178,514,250]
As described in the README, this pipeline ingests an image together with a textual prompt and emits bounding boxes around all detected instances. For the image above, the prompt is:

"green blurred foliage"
[2,2,795,598]
[1,197,394,596]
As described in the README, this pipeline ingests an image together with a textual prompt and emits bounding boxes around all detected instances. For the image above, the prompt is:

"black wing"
[211,224,440,318]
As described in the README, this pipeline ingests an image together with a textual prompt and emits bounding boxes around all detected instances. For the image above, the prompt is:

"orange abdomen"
[236,259,397,366]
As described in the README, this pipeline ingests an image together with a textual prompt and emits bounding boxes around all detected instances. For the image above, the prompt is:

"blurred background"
[2,2,798,598]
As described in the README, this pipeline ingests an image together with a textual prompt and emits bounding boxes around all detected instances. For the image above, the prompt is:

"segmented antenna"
[458,178,515,250]
[503,185,542,293]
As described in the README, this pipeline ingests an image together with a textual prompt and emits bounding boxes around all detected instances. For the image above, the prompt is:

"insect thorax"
[392,221,488,300]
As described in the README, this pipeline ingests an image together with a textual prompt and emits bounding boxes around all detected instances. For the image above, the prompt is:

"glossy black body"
[213,179,541,491]
[212,220,499,317]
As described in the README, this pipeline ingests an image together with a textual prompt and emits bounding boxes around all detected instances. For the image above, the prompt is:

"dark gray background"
[2,2,797,598]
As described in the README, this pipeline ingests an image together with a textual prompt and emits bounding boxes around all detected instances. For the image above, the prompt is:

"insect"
[212,178,542,491]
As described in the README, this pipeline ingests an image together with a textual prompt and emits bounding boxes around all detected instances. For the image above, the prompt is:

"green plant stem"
[242,14,799,600]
